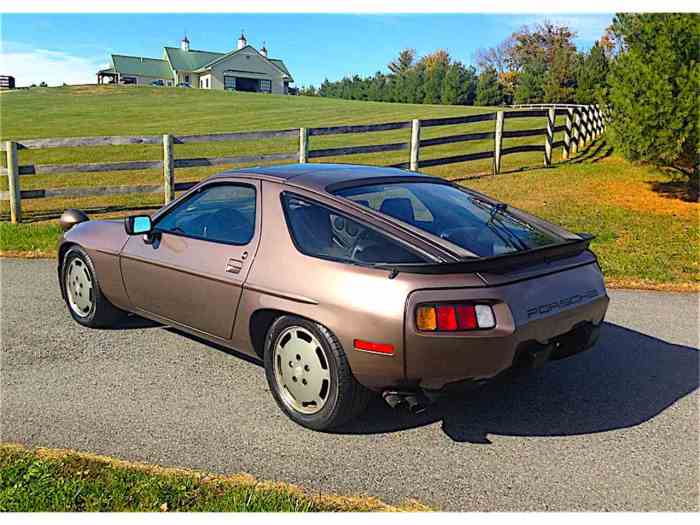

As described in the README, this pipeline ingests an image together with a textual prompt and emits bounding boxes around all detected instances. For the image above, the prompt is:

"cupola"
[237,31,247,50]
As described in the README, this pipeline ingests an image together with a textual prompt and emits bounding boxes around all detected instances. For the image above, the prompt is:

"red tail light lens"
[416,303,495,332]
[456,304,478,330]
[436,305,458,330]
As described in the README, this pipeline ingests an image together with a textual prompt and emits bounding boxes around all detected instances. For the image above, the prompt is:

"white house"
[97,33,294,94]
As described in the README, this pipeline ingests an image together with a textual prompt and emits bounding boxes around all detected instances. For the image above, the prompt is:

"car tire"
[264,315,373,431]
[61,246,125,328]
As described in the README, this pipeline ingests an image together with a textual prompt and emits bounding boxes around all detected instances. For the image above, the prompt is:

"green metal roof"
[192,45,293,81]
[111,55,173,78]
[268,58,293,81]
[163,47,224,71]
[110,46,293,82]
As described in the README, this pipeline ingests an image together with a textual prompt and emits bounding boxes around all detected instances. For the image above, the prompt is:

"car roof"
[212,163,447,193]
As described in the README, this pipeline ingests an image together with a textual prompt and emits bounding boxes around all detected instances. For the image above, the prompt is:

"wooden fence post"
[591,107,599,139]
[570,108,581,157]
[587,106,594,142]
[6,141,21,224]
[544,107,555,167]
[409,119,421,171]
[299,127,309,163]
[562,108,573,160]
[493,111,504,174]
[163,134,174,204]
[581,108,590,146]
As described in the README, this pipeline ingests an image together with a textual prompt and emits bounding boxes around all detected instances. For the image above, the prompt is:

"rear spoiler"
[376,234,595,275]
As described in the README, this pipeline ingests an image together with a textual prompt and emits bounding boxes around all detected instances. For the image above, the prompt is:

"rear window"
[281,194,427,265]
[334,182,561,257]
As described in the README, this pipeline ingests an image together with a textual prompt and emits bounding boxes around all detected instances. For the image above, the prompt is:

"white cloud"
[0,42,106,87]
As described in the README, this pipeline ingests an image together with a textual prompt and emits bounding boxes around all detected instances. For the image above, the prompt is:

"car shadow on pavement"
[107,314,161,330]
[334,322,699,444]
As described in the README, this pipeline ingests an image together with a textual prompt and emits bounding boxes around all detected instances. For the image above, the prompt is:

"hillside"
[1,85,696,289]
[0,84,499,139]
[0,84,565,211]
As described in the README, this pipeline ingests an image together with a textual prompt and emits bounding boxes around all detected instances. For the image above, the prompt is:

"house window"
[224,76,236,90]
[205,78,209,88]
[259,79,271,93]
[184,74,190,83]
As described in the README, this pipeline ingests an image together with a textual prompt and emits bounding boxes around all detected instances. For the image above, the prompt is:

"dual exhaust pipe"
[382,390,427,414]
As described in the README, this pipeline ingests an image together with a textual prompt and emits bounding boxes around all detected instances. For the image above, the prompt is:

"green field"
[0,85,567,217]
[0,443,422,512]
[0,85,697,289]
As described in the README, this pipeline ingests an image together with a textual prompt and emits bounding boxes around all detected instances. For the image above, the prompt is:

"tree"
[388,48,416,75]
[509,21,578,72]
[607,13,699,181]
[475,68,504,106]
[299,85,317,96]
[514,61,546,104]
[543,44,579,103]
[575,42,609,104]
[441,63,477,105]
[474,37,515,74]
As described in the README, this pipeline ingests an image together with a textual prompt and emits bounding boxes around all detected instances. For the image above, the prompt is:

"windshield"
[334,182,562,257]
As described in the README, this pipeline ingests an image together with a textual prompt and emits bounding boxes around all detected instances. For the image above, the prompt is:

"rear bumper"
[409,294,609,391]
[403,262,609,391]
[435,319,602,395]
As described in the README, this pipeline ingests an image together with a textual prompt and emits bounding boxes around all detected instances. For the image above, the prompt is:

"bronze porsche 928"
[58,164,609,430]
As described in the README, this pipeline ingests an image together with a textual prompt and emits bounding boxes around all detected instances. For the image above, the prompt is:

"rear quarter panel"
[233,181,421,390]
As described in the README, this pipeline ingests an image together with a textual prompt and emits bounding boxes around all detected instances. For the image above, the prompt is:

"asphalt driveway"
[1,258,698,510]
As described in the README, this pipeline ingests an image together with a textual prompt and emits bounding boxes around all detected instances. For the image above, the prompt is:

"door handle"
[225,258,243,274]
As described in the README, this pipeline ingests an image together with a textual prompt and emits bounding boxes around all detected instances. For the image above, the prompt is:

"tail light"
[416,303,496,332]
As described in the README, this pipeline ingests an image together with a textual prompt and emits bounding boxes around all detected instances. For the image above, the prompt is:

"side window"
[156,184,256,245]
[282,194,426,265]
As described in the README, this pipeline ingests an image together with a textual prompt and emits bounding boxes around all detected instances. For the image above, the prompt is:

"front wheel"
[264,316,372,431]
[62,246,125,328]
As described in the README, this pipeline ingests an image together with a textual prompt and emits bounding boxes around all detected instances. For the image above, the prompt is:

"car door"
[120,180,261,339]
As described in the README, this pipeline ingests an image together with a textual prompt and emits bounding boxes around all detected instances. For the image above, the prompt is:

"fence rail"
[1,104,607,223]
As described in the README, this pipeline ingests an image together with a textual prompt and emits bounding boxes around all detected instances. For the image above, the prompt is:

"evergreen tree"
[475,68,504,106]
[575,42,609,104]
[514,61,546,104]
[543,44,579,103]
[607,13,699,183]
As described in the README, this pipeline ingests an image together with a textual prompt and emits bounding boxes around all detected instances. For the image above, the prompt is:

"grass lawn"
[0,85,697,290]
[0,85,568,218]
[0,443,424,512]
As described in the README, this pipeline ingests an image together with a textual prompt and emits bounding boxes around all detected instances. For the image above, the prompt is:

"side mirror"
[124,215,152,235]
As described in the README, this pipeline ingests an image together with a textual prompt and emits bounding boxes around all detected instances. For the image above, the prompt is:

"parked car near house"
[176,82,191,88]
[57,164,609,430]
[151,79,165,87]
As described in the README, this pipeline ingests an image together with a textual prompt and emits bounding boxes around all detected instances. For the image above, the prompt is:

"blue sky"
[0,13,613,87]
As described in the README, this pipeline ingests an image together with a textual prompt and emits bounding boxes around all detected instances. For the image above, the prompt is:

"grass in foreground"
[0,443,425,512]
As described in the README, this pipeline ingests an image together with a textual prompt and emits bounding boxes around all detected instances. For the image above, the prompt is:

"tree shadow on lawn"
[647,172,699,203]
[334,322,698,443]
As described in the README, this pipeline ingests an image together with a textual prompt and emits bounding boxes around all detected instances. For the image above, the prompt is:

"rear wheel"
[264,315,372,431]
[62,246,125,328]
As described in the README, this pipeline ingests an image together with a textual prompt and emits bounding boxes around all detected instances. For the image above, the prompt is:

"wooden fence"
[1,104,607,223]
